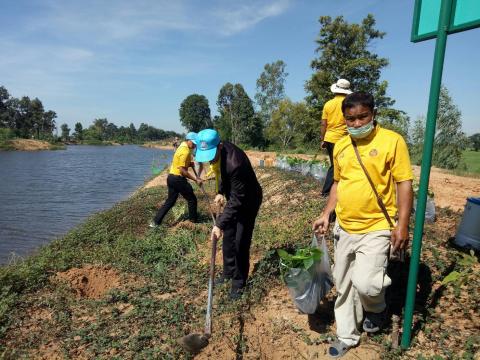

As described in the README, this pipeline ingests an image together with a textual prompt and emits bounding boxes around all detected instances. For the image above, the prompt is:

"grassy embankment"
[0,168,478,359]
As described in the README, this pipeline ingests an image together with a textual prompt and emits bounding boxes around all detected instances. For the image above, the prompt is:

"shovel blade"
[178,333,209,354]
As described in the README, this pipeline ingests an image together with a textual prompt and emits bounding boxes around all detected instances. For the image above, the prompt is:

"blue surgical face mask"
[347,121,375,139]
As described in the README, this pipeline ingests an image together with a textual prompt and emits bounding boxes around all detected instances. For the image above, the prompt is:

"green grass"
[462,150,480,174]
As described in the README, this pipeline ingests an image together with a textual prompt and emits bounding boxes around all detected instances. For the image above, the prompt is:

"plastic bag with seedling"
[275,155,288,170]
[300,161,311,176]
[286,156,306,173]
[277,235,333,314]
[310,159,329,181]
[412,178,436,222]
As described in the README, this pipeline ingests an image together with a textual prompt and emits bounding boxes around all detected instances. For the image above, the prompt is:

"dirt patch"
[53,265,122,299]
[144,171,168,189]
[197,287,382,359]
[143,142,174,150]
[7,139,53,151]
[413,166,480,211]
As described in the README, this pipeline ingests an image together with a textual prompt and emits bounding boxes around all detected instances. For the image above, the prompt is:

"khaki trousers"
[332,222,391,346]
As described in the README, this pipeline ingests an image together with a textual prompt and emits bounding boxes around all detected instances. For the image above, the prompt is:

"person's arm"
[312,181,338,234]
[391,180,413,251]
[320,119,327,147]
[179,166,201,183]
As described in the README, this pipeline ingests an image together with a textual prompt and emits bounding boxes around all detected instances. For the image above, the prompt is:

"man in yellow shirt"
[312,92,413,358]
[321,79,352,196]
[151,132,202,227]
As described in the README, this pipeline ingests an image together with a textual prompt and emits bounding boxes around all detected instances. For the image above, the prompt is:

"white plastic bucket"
[455,197,480,250]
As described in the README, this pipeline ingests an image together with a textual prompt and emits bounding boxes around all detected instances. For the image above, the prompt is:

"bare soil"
[412,166,479,210]
[53,265,122,299]
[6,139,53,151]
[143,142,174,150]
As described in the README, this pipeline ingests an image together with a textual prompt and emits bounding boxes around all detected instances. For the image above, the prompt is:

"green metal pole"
[401,0,452,349]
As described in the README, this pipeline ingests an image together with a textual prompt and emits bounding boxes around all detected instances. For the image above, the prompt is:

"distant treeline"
[0,85,182,144]
[60,119,181,144]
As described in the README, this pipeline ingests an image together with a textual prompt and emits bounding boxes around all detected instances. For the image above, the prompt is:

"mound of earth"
[53,265,122,299]
[7,139,53,151]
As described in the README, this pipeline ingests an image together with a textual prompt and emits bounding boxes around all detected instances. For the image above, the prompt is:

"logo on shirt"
[369,149,378,157]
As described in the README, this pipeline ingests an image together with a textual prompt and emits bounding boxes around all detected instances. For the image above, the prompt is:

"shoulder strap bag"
[351,139,404,261]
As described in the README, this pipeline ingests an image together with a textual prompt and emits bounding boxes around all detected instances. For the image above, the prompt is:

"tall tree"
[255,60,288,128]
[127,123,137,142]
[433,86,467,169]
[266,99,312,149]
[0,86,10,128]
[179,94,212,132]
[42,110,57,137]
[410,87,467,169]
[305,15,393,116]
[91,118,108,140]
[60,123,70,141]
[410,116,425,165]
[216,83,258,145]
[16,96,33,137]
[73,122,83,141]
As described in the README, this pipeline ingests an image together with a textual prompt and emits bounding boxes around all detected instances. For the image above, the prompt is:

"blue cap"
[185,132,198,144]
[195,129,220,162]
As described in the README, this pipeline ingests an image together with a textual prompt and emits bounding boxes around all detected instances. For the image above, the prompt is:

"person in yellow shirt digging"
[150,132,202,227]
[312,92,413,358]
[321,79,352,196]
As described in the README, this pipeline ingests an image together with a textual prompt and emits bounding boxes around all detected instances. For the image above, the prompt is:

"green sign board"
[412,0,480,42]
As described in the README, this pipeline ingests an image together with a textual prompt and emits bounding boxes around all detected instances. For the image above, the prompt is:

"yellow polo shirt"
[333,125,413,233]
[322,94,348,143]
[169,141,192,176]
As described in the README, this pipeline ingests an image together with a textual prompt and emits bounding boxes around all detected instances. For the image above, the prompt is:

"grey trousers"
[332,222,391,346]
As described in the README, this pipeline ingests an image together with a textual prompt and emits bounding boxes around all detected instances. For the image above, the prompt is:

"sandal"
[363,309,387,333]
[328,339,352,358]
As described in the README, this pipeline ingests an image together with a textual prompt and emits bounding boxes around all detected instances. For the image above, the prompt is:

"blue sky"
[0,0,479,135]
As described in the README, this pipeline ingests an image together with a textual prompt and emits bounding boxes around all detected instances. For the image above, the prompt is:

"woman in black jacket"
[195,129,262,300]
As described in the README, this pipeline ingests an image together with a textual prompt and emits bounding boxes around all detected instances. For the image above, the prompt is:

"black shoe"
[229,287,243,301]
[214,275,232,286]
[363,309,387,333]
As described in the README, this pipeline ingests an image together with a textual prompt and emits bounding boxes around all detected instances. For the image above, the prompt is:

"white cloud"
[212,0,292,36]
[29,0,196,42]
[24,0,291,42]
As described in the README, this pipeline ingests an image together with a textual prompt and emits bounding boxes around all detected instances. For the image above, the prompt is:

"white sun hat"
[330,79,352,94]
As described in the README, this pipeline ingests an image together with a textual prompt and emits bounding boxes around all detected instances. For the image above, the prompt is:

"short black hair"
[341,92,375,114]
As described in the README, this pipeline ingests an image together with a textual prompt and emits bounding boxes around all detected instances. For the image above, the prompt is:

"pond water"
[0,145,172,264]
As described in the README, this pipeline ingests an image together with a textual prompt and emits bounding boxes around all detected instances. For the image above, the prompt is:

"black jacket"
[215,142,262,229]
